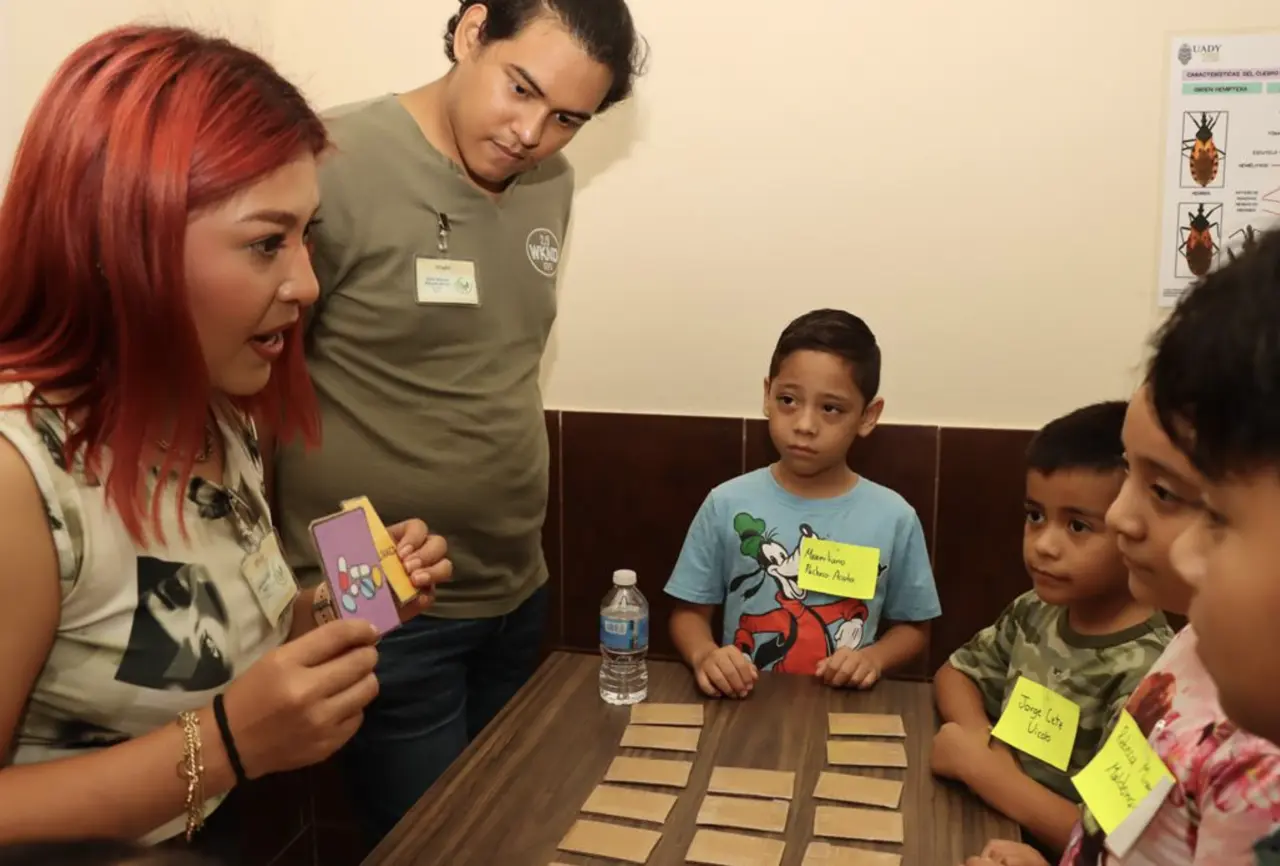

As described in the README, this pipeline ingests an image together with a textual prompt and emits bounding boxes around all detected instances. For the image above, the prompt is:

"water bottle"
[599,569,649,705]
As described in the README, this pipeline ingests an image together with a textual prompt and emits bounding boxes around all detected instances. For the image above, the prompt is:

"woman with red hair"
[0,25,450,851]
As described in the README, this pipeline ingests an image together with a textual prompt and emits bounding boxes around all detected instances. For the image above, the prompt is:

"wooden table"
[364,652,1020,866]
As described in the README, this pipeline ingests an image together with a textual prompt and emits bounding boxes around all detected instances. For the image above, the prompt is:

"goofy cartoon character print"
[730,512,872,674]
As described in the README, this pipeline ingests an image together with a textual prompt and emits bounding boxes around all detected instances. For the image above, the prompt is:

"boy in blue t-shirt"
[664,309,942,698]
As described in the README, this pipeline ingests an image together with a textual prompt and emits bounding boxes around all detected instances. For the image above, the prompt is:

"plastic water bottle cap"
[613,569,637,587]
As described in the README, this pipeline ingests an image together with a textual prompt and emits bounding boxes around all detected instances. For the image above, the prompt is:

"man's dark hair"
[1149,225,1280,479]
[1026,401,1128,475]
[768,309,881,402]
[444,0,646,113]
[0,840,218,866]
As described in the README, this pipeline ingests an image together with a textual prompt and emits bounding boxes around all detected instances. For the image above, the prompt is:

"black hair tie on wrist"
[212,693,248,784]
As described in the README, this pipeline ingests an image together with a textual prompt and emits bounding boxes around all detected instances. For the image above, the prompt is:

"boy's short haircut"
[1149,226,1280,479]
[768,309,881,401]
[1026,401,1128,475]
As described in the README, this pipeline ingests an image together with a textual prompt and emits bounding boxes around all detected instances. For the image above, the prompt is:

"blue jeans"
[341,586,549,844]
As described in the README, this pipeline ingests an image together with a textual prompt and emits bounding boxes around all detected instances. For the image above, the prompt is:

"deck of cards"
[308,496,419,635]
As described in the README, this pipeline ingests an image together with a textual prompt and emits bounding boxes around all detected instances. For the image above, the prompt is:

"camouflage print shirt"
[1256,827,1280,866]
[949,590,1173,802]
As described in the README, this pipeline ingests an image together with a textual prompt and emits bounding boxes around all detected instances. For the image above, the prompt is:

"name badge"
[1072,710,1174,856]
[797,537,880,599]
[241,532,298,626]
[991,675,1081,771]
[415,257,480,306]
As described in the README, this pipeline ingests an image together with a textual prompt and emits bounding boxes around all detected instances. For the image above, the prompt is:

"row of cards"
[819,711,908,859]
[557,702,710,863]
[555,706,909,866]
[599,758,903,812]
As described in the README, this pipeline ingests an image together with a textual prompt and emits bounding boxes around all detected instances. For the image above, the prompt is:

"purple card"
[309,509,401,635]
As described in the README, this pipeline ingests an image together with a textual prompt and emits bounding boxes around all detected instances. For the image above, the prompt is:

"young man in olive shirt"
[272,0,644,843]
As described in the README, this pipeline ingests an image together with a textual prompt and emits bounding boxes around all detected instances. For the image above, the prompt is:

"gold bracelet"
[176,710,205,841]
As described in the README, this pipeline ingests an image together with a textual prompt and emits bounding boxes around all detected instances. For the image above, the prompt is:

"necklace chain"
[157,419,216,463]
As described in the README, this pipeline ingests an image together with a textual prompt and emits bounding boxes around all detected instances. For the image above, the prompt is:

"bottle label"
[600,615,649,652]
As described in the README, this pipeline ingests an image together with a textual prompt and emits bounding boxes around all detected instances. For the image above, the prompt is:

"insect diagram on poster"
[1158,33,1280,307]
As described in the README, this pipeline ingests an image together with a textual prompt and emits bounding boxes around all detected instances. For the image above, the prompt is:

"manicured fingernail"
[398,544,413,557]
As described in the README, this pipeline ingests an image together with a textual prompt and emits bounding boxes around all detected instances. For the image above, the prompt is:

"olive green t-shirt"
[275,94,573,618]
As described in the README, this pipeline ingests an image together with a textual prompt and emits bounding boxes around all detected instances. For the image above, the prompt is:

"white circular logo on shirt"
[526,228,561,277]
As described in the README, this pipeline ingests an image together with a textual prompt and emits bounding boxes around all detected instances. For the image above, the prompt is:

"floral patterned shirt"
[0,382,293,843]
[1061,627,1280,865]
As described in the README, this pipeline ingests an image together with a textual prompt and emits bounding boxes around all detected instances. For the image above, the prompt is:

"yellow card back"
[341,497,418,604]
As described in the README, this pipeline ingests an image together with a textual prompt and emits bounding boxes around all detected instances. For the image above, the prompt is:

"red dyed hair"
[0,25,324,543]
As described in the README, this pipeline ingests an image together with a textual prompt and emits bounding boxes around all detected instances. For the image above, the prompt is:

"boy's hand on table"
[962,840,1052,866]
[694,645,758,698]
[931,721,991,782]
[817,647,881,689]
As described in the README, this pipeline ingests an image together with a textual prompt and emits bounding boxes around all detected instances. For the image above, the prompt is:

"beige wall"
[3,2,1277,427]
[0,0,270,186]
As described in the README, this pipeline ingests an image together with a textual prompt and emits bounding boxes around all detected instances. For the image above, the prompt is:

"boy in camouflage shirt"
[929,402,1173,856]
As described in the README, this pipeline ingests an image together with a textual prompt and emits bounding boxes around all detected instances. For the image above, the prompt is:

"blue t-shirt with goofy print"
[664,468,941,675]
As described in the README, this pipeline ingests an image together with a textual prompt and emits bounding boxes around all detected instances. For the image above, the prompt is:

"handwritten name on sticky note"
[797,538,879,599]
[990,676,1081,771]
[1072,711,1174,835]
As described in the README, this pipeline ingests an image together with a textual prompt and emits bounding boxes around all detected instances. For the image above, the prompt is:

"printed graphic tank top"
[0,382,293,843]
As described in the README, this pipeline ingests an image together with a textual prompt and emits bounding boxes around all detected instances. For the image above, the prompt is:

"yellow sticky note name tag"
[797,537,879,599]
[1072,710,1174,836]
[990,675,1081,771]
[340,497,418,604]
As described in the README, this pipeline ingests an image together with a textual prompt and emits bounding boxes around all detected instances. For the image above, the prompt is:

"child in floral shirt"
[964,231,1280,866]
[1144,227,1280,866]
